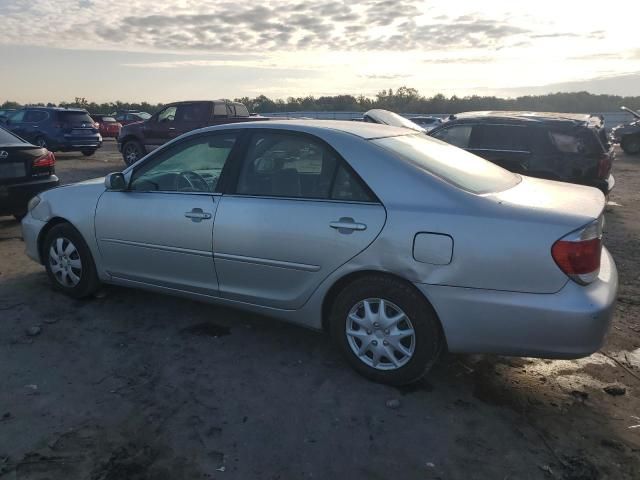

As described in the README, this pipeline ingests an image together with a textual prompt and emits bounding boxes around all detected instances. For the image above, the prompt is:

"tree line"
[3,88,639,115]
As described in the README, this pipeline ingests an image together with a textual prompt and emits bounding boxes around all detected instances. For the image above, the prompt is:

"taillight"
[33,151,55,168]
[551,216,604,285]
[597,153,611,178]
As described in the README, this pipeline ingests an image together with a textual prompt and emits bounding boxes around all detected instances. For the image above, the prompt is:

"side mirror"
[104,172,126,191]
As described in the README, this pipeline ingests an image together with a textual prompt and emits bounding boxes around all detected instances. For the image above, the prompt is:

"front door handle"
[185,208,212,222]
[330,217,367,233]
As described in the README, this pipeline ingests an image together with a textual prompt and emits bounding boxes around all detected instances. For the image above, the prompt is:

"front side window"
[157,106,177,123]
[431,125,473,148]
[130,133,237,193]
[373,134,520,194]
[8,110,25,123]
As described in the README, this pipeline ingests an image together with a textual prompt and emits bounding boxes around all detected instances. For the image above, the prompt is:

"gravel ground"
[0,140,638,479]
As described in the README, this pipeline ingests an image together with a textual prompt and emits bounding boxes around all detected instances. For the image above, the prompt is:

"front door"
[213,130,386,309]
[95,130,239,294]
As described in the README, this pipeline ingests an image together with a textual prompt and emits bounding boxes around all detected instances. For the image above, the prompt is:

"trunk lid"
[489,175,605,227]
[0,145,48,185]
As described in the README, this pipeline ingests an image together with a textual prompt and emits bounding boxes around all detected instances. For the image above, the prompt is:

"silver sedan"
[21,120,618,385]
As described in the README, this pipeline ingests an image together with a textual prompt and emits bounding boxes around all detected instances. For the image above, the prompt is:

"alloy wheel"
[345,298,416,371]
[124,144,139,164]
[49,237,82,287]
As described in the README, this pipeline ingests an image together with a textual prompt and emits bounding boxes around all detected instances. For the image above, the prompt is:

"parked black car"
[610,106,640,155]
[0,127,59,219]
[429,111,614,195]
[3,107,102,156]
[117,100,267,165]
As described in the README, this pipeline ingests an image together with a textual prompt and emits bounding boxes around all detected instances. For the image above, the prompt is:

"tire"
[329,274,443,385]
[621,135,640,155]
[42,223,100,299]
[122,140,144,165]
[35,136,47,148]
[81,149,96,157]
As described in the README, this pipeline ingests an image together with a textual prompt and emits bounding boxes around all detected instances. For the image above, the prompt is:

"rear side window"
[213,103,228,117]
[237,133,337,198]
[0,127,24,144]
[373,134,520,195]
[549,129,603,155]
[431,125,472,148]
[24,110,49,123]
[56,111,94,124]
[177,103,210,122]
[471,124,530,152]
[233,104,250,117]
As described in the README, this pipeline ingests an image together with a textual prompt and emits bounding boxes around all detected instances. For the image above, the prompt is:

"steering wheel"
[176,171,209,192]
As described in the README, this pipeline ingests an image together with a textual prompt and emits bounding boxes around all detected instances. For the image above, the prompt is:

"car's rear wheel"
[122,140,144,165]
[329,275,443,385]
[621,135,640,155]
[35,136,47,148]
[43,223,100,298]
[81,149,96,157]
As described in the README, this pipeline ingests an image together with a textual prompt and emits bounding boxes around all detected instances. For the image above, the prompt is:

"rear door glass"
[176,103,210,122]
[471,125,530,152]
[431,125,472,148]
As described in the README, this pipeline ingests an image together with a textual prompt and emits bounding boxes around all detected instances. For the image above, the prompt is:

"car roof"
[448,111,600,127]
[204,119,414,139]
[23,107,88,113]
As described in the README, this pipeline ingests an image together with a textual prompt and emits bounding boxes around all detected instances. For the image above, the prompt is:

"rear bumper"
[415,247,618,359]
[0,175,59,216]
[49,134,102,152]
[591,174,615,195]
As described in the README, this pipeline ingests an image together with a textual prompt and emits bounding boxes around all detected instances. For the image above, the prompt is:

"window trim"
[127,129,243,195]
[222,128,380,204]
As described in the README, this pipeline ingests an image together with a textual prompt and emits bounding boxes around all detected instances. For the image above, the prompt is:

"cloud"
[0,0,591,55]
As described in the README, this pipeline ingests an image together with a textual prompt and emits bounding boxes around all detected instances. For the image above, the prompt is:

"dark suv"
[117,100,267,165]
[4,107,102,156]
[429,111,614,194]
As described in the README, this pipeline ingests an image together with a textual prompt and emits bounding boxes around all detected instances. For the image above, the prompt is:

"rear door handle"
[185,208,212,222]
[330,217,367,233]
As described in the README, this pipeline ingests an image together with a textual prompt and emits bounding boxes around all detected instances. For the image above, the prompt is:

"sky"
[1,0,639,104]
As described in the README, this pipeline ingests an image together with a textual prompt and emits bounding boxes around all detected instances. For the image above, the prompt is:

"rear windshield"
[372,134,520,194]
[56,111,94,123]
[102,117,116,122]
[137,112,151,120]
[0,127,24,144]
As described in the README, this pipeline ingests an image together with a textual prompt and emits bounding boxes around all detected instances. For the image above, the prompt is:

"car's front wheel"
[81,149,96,157]
[122,140,144,165]
[621,135,640,155]
[43,223,100,298]
[330,275,443,385]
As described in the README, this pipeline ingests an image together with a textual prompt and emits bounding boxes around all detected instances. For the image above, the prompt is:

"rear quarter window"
[549,129,604,155]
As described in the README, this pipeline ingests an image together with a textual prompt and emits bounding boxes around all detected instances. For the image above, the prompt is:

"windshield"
[372,134,520,194]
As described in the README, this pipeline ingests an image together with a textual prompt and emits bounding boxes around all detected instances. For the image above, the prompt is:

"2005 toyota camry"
[21,120,618,385]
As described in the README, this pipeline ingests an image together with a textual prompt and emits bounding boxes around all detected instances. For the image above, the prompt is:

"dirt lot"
[1,140,638,479]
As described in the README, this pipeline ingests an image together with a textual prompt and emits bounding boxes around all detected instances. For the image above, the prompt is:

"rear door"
[212,130,386,309]
[467,124,532,173]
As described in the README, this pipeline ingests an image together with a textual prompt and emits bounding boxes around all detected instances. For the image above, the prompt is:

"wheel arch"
[320,269,447,348]
[37,217,75,264]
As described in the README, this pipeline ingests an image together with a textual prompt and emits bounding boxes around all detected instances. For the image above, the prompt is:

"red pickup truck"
[117,100,267,165]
